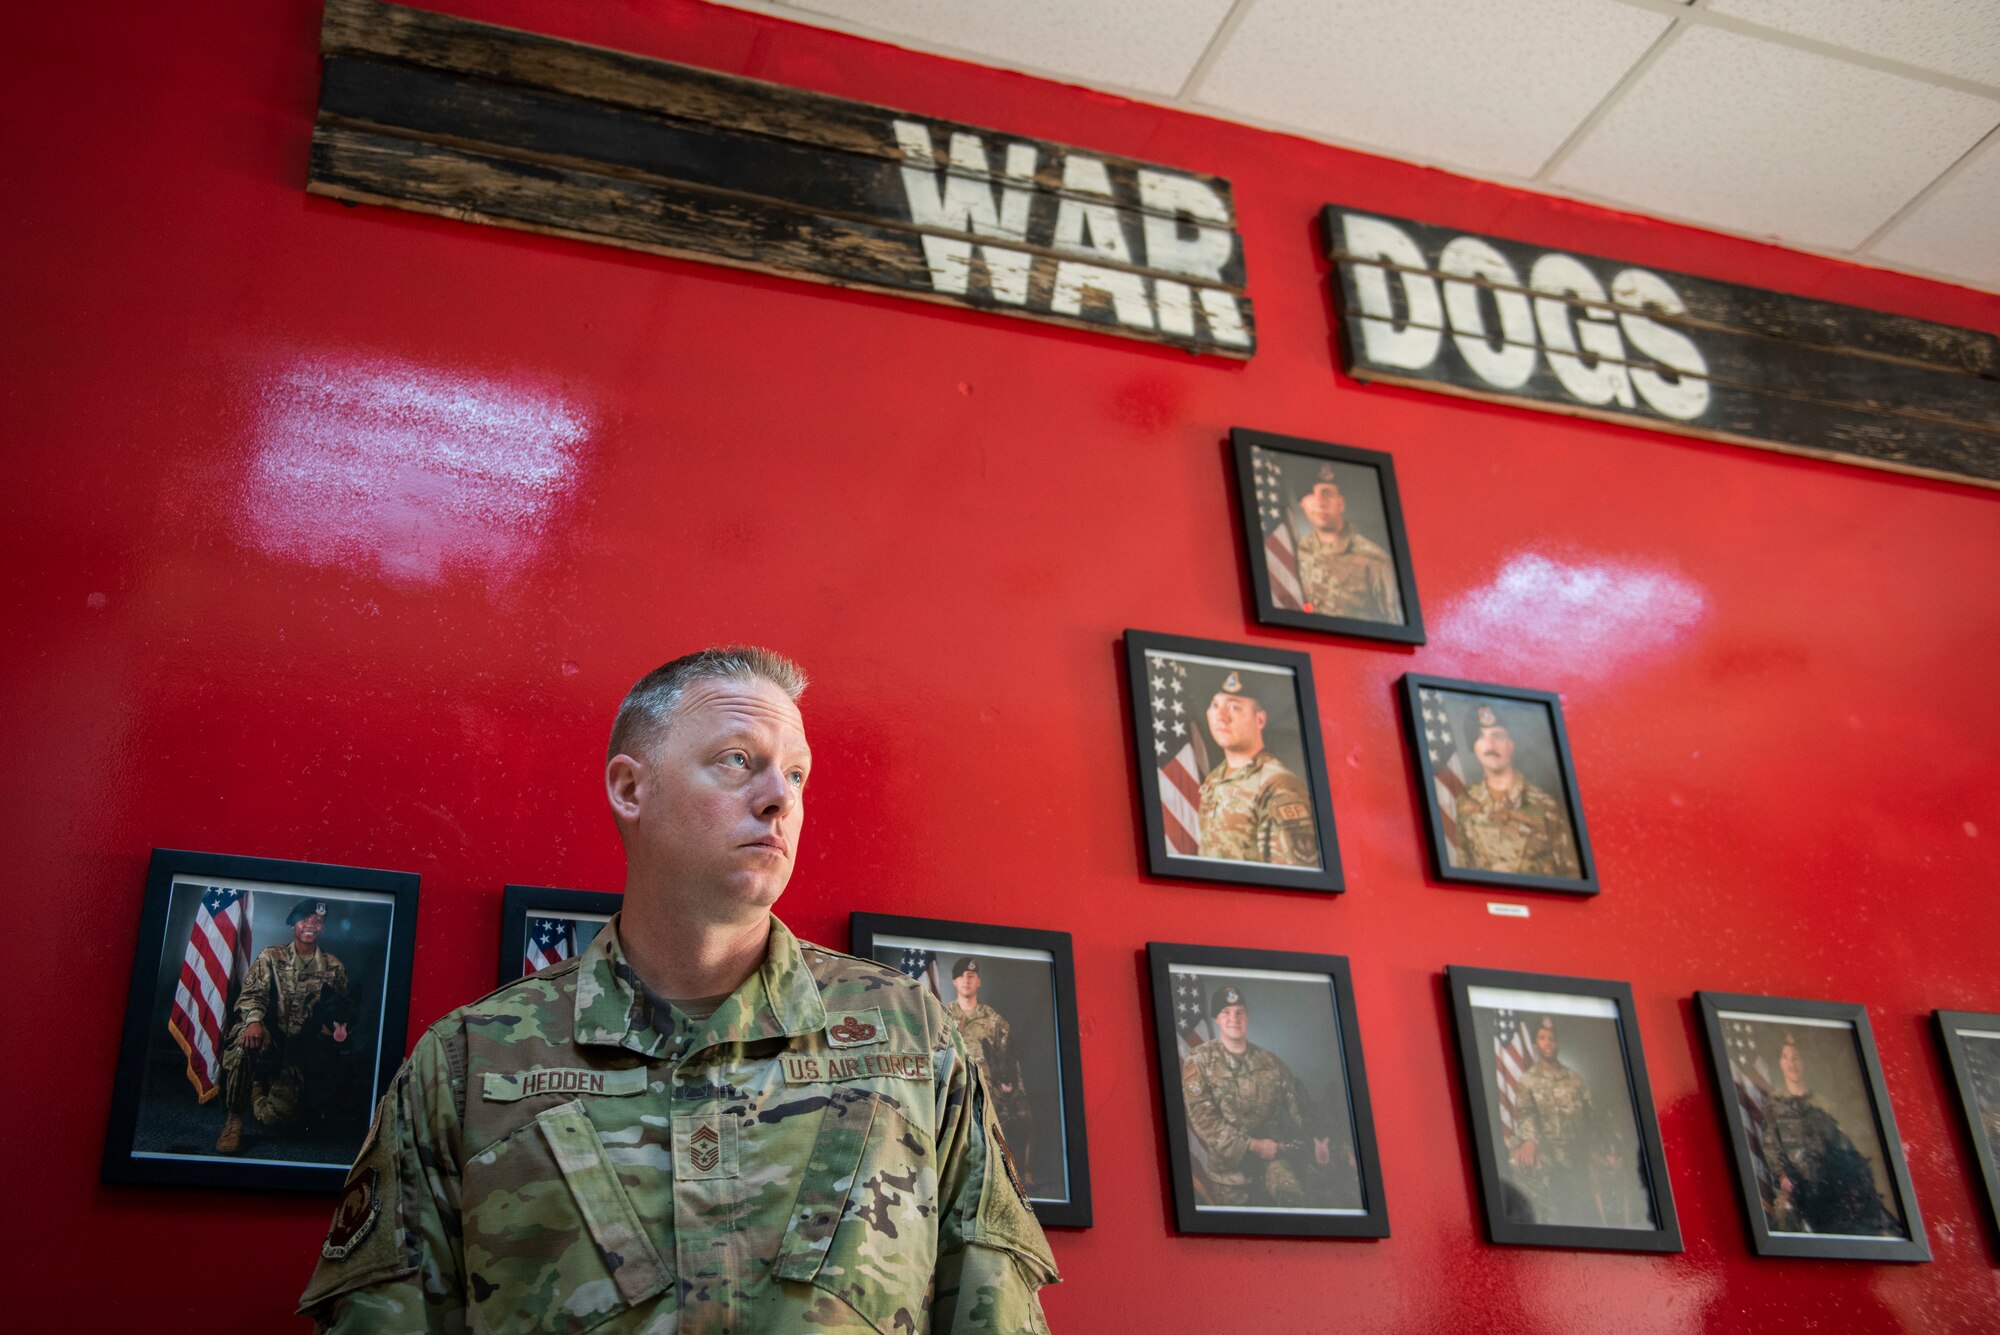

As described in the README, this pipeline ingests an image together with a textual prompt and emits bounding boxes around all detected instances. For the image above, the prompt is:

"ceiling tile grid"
[705,0,2000,294]
[780,0,1237,97]
[1548,22,2000,251]
[1868,132,2000,290]
[1193,0,1673,180]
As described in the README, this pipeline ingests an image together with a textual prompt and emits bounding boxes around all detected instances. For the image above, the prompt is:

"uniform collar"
[282,942,325,970]
[1215,749,1272,780]
[1302,526,1354,555]
[573,913,827,1058]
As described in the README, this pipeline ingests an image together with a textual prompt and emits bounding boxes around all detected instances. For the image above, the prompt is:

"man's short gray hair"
[608,646,808,763]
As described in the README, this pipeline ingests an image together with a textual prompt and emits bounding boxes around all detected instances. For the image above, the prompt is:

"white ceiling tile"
[1868,134,2000,289]
[1550,25,1999,251]
[1195,0,1671,179]
[784,0,1236,97]
[1709,0,2000,88]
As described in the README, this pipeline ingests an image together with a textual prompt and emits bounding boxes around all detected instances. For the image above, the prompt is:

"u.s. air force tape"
[482,1066,650,1102]
[783,1051,929,1083]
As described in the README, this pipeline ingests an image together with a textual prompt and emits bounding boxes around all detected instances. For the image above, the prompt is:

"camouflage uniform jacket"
[1510,1062,1599,1168]
[1197,752,1319,867]
[953,1003,1021,1094]
[1296,527,1399,623]
[1179,1042,1309,1185]
[235,943,349,1039]
[298,915,1058,1335]
[1452,777,1579,877]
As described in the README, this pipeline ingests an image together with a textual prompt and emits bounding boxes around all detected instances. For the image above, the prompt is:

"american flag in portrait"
[1418,688,1471,865]
[1492,1008,1533,1138]
[1150,657,1211,858]
[1250,448,1306,612]
[1725,1020,1776,1206]
[1170,970,1218,1191]
[525,915,578,974]
[896,946,943,1001]
[166,885,252,1104]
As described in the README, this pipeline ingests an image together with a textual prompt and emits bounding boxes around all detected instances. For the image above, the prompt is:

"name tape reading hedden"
[482,1067,650,1101]
[784,1052,930,1083]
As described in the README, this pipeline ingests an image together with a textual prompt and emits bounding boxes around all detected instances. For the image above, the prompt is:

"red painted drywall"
[5,1,1998,1329]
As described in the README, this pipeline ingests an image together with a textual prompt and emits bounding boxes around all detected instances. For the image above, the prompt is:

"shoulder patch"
[321,1167,381,1260]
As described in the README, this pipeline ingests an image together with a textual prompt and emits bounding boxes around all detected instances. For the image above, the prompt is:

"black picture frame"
[1124,630,1344,893]
[1445,966,1680,1252]
[1697,991,1930,1261]
[1146,942,1388,1238]
[498,884,622,985]
[1230,428,1424,644]
[850,913,1092,1228]
[1937,1010,2000,1242]
[101,848,420,1193]
[1400,673,1598,895]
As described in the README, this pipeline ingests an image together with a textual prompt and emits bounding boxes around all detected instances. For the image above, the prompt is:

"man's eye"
[788,771,806,787]
[725,753,748,768]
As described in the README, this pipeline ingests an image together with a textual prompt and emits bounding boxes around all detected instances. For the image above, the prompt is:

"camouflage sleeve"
[932,1022,1058,1334]
[1511,1079,1538,1151]
[299,1026,468,1334]
[1257,775,1320,868]
[236,949,275,1025]
[1549,810,1581,878]
[1181,1056,1247,1167]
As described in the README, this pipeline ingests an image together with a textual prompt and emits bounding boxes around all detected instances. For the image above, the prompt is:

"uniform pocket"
[773,1090,938,1335]
[461,1099,671,1334]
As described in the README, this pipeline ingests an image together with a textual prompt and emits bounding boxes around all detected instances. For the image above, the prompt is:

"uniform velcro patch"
[825,1007,886,1047]
[481,1066,649,1102]
[1275,803,1310,822]
[783,1051,930,1083]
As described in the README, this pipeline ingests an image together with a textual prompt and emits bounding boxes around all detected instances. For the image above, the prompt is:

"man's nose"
[752,766,798,817]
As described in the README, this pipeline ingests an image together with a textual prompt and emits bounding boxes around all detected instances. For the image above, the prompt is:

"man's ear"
[606,753,644,822]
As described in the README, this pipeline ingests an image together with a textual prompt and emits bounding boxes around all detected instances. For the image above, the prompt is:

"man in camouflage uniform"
[1197,672,1319,868]
[216,897,353,1153]
[1505,1016,1626,1227]
[299,647,1056,1333]
[949,957,1035,1191]
[1760,1036,1901,1236]
[1293,463,1401,623]
[1180,986,1330,1207]
[1451,704,1580,877]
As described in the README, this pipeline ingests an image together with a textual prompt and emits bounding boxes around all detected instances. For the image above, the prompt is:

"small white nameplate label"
[1486,903,1530,919]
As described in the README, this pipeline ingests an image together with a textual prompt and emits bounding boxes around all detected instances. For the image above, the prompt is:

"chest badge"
[826,1007,886,1048]
[674,1112,737,1180]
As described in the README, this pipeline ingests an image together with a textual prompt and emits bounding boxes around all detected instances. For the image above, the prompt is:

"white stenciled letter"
[1051,155,1152,328]
[1340,214,1441,370]
[1530,253,1634,408]
[1437,236,1537,389]
[1612,268,1711,421]
[892,120,1036,304]
[1140,170,1249,347]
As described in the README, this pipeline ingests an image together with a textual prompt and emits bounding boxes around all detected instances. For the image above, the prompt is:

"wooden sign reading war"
[1325,206,2000,488]
[308,0,1254,356]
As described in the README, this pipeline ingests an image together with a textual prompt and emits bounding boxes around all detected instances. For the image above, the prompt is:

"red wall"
[7,2,1999,1329]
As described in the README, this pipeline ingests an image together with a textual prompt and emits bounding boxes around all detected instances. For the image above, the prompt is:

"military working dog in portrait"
[1126,632,1344,894]
[1231,429,1424,645]
[1403,675,1596,894]
[1719,1016,1908,1239]
[123,877,398,1171]
[1148,945,1389,1240]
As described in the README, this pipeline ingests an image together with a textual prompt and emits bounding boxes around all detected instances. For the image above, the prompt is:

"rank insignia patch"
[674,1112,737,1180]
[322,1167,381,1261]
[826,1007,886,1047]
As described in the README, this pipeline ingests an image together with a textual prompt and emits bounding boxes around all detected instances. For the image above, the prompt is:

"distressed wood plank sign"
[308,0,1254,355]
[1324,205,2000,487]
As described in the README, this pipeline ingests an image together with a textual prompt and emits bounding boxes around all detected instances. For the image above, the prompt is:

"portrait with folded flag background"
[103,848,419,1192]
[1229,428,1424,645]
[1124,631,1343,893]
[499,885,620,984]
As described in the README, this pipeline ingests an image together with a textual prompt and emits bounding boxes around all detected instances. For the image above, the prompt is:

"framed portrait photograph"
[1146,943,1387,1238]
[102,848,419,1193]
[850,914,1092,1228]
[499,884,621,984]
[1936,1010,2000,1240]
[1124,630,1343,893]
[1401,674,1597,895]
[1446,967,1680,1252]
[1231,428,1424,644]
[1697,991,1929,1261]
